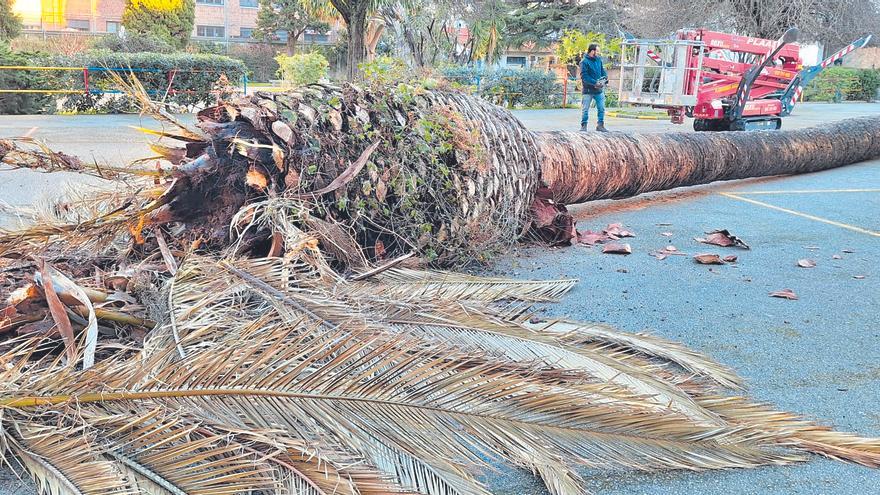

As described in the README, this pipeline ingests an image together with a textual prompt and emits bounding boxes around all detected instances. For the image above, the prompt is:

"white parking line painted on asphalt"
[732,188,880,195]
[720,192,880,237]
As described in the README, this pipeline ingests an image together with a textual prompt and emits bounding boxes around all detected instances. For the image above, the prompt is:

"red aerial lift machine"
[618,28,872,131]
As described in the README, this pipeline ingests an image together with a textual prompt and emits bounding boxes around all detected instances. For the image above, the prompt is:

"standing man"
[580,43,608,132]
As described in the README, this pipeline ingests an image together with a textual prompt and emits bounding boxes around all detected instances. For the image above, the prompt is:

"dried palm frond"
[0,137,168,179]
[105,70,206,143]
[4,248,880,495]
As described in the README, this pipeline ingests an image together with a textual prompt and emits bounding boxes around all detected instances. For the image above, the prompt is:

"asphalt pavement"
[1,103,879,494]
[484,103,880,494]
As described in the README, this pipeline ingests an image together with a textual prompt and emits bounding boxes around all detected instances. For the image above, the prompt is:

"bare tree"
[379,1,459,68]
[622,0,879,49]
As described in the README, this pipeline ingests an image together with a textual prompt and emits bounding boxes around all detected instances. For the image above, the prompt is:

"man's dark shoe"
[596,123,608,132]
[580,124,589,132]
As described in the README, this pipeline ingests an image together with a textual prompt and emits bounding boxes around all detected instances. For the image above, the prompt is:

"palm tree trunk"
[537,117,880,204]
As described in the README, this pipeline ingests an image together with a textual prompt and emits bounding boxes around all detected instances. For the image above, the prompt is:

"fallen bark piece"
[0,304,14,322]
[577,222,635,245]
[530,187,575,246]
[770,289,799,300]
[651,246,688,260]
[604,223,635,239]
[603,243,632,255]
[694,253,724,265]
[0,312,45,336]
[577,230,608,245]
[245,167,269,191]
[696,229,750,249]
[15,318,55,336]
[5,283,41,309]
[797,259,817,268]
[723,255,738,263]
[832,255,843,260]
[853,275,866,280]
[660,232,674,237]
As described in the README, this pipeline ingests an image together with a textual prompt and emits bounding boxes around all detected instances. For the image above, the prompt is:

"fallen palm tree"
[1,82,880,494]
[4,82,879,264]
[110,82,880,262]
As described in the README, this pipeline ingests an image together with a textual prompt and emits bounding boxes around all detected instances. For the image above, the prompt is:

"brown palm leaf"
[4,253,880,495]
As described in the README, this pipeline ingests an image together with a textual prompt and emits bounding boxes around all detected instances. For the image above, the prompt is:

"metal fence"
[443,66,623,109]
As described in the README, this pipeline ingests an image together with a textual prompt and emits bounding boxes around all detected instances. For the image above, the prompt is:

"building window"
[197,25,225,38]
[67,19,90,31]
[238,28,254,38]
[275,30,289,42]
[106,21,120,33]
[303,32,329,44]
[240,0,258,7]
[506,56,526,67]
[196,0,224,5]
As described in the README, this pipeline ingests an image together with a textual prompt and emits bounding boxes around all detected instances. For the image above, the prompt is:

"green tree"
[122,0,196,49]
[254,0,335,55]
[505,0,622,48]
[0,0,23,42]
[470,0,508,64]
[555,29,622,65]
[378,1,458,68]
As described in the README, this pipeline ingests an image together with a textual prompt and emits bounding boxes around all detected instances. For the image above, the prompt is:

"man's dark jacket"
[580,54,608,94]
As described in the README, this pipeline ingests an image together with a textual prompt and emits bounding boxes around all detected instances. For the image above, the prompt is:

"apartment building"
[192,0,338,43]
[193,0,258,40]
[12,0,337,44]
[13,0,126,33]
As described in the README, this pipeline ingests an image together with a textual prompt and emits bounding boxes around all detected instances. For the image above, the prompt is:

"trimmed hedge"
[227,43,279,83]
[93,31,175,54]
[0,43,52,114]
[441,66,561,108]
[803,67,880,102]
[276,52,329,87]
[41,50,246,112]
